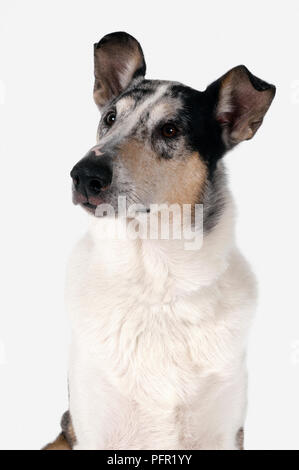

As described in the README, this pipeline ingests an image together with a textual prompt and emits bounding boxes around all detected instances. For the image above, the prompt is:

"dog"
[44,31,275,450]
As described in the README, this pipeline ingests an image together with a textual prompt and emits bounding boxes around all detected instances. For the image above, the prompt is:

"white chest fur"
[66,200,257,450]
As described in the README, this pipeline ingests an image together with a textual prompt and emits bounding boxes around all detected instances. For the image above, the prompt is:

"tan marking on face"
[148,99,181,125]
[116,96,135,115]
[119,139,207,207]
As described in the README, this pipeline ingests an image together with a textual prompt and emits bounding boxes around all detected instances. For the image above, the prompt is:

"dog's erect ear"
[208,65,275,149]
[93,32,146,110]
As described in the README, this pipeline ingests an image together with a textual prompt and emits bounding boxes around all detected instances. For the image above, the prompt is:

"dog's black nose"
[71,155,113,197]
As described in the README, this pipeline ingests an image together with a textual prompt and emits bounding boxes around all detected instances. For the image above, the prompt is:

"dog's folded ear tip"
[248,74,276,94]
[230,64,276,95]
[215,65,276,147]
[265,83,276,100]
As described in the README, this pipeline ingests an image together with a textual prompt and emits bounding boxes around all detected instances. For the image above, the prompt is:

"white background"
[0,0,298,450]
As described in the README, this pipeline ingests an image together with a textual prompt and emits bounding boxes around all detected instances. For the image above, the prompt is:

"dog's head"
[71,32,275,224]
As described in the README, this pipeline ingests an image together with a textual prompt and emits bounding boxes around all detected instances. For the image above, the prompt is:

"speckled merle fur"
[98,78,228,232]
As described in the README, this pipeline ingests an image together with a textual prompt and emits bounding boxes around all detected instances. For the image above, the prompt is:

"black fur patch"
[170,83,226,175]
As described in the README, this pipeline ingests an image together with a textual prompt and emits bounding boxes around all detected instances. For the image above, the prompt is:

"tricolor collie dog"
[45,32,275,450]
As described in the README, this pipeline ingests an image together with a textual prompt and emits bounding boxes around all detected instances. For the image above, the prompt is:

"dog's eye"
[161,123,178,138]
[105,111,116,126]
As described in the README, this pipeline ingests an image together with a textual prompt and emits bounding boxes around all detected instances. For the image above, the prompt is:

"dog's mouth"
[82,201,97,212]
[72,188,151,217]
[72,188,101,214]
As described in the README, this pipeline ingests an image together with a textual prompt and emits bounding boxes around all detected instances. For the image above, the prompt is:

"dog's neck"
[86,192,235,301]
